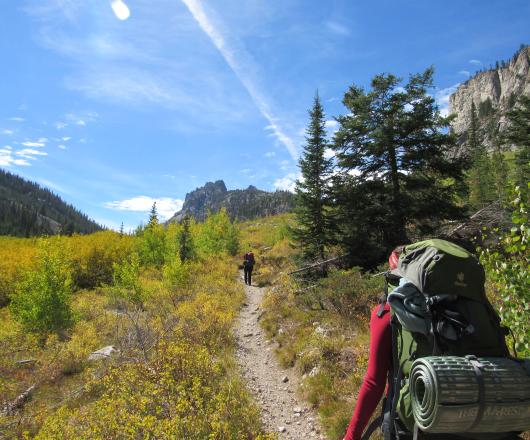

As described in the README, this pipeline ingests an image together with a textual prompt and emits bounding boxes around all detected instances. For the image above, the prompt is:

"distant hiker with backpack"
[243,250,255,286]
[344,240,529,440]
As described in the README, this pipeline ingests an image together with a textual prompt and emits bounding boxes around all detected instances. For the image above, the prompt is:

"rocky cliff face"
[449,46,530,151]
[167,180,294,223]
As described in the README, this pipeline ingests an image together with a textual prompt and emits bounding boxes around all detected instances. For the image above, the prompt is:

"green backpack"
[375,239,516,440]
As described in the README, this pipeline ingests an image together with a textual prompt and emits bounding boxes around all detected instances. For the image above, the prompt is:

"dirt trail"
[234,275,327,440]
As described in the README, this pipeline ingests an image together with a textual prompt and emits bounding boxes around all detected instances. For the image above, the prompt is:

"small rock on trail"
[234,275,327,440]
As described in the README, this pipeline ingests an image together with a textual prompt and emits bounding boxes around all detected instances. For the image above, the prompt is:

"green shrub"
[72,246,115,289]
[194,209,240,257]
[163,257,191,292]
[109,253,144,305]
[480,184,530,357]
[137,223,168,268]
[9,239,74,337]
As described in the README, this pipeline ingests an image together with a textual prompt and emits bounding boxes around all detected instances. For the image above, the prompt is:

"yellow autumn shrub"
[37,340,270,440]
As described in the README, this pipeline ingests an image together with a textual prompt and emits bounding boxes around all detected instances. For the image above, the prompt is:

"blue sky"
[1,0,528,230]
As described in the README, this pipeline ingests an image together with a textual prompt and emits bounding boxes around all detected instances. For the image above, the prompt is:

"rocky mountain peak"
[167,180,294,223]
[449,46,530,151]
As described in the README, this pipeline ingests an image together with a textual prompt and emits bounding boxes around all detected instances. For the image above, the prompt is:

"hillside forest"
[0,59,529,439]
[0,170,103,237]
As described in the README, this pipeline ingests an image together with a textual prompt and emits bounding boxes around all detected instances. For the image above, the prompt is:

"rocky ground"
[234,275,327,440]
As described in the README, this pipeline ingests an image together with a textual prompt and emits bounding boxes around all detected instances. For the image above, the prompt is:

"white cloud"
[2,129,14,135]
[324,148,335,159]
[325,119,339,136]
[0,147,31,167]
[55,121,68,129]
[324,21,351,36]
[458,70,470,77]
[241,168,252,174]
[264,151,276,158]
[435,83,460,117]
[273,172,300,192]
[21,140,46,147]
[16,148,49,160]
[469,59,482,65]
[325,120,339,129]
[181,0,298,160]
[110,0,130,21]
[58,144,67,150]
[8,117,25,122]
[105,196,184,220]
[65,112,98,127]
[279,159,292,171]
[62,136,71,141]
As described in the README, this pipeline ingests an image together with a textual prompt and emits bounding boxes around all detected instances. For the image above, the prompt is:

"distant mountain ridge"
[167,180,294,223]
[0,169,102,237]
[449,45,530,151]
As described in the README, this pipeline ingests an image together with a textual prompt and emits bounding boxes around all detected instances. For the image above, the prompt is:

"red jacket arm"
[343,303,391,440]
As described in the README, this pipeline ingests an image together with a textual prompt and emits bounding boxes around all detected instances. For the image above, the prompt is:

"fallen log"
[2,384,36,416]
[288,254,349,275]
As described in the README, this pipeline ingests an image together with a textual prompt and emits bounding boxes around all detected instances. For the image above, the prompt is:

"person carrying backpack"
[344,239,530,440]
[343,249,398,440]
[243,250,255,286]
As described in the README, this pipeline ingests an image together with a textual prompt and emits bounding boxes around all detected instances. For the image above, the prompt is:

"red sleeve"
[343,303,391,440]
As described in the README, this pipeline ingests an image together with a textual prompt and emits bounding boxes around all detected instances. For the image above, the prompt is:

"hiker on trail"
[343,248,400,440]
[243,250,255,286]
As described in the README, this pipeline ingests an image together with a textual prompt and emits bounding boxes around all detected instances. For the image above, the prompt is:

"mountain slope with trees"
[0,169,102,237]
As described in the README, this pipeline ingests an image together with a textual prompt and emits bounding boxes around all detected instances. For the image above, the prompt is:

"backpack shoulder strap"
[377,276,390,318]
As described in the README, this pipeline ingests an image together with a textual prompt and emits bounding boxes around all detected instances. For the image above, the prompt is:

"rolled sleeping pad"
[409,356,530,433]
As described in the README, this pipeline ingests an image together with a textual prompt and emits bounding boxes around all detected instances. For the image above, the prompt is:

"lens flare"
[110,0,130,21]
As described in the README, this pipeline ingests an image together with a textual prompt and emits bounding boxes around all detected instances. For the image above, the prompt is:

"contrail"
[180,0,298,160]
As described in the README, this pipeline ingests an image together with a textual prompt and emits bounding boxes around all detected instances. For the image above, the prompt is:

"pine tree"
[491,146,509,201]
[148,202,158,227]
[504,95,530,191]
[179,216,195,262]
[332,68,468,263]
[292,93,334,263]
[139,202,166,267]
[468,101,495,209]
[119,222,124,237]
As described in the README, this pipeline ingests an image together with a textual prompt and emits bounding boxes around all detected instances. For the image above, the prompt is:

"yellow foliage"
[1,223,274,438]
[37,340,269,439]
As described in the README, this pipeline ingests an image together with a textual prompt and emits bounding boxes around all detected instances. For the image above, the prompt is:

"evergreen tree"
[332,68,468,263]
[491,146,509,201]
[139,203,166,267]
[119,222,124,237]
[179,216,195,262]
[504,95,530,190]
[468,101,495,208]
[292,93,335,262]
[148,202,159,227]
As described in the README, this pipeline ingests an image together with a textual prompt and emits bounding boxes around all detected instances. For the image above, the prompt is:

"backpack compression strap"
[466,356,486,432]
